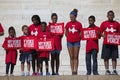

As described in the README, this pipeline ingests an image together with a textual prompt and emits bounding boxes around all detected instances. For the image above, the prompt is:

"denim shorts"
[67,42,80,47]
[51,50,61,54]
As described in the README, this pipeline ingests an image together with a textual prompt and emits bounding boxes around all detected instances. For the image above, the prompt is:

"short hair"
[41,22,47,26]
[89,15,95,21]
[107,10,114,15]
[22,25,28,30]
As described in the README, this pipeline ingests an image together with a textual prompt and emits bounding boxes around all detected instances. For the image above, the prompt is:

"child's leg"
[27,62,30,72]
[40,61,43,73]
[6,63,10,75]
[86,52,91,75]
[51,53,55,75]
[37,57,40,73]
[92,50,98,75]
[21,62,24,72]
[32,54,36,73]
[10,63,15,75]
[45,60,49,73]
[55,53,60,74]
[104,59,109,70]
[112,59,117,70]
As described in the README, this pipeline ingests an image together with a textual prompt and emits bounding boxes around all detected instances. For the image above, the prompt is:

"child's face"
[32,18,39,25]
[89,18,95,25]
[41,24,46,32]
[9,30,15,37]
[107,12,114,21]
[52,16,57,23]
[22,27,28,35]
[70,14,76,22]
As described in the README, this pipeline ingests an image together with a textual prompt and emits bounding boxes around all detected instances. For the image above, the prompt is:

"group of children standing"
[0,9,120,76]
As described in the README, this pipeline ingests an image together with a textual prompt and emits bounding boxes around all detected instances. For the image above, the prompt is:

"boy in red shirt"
[65,9,82,75]
[0,23,4,36]
[37,22,51,76]
[19,25,32,76]
[100,10,120,75]
[2,27,17,76]
[85,16,100,75]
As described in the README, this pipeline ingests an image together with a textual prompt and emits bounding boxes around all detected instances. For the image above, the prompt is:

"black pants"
[6,63,15,74]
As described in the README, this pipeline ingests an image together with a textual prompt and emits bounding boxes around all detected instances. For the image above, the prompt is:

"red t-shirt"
[0,23,4,33]
[100,20,120,44]
[2,36,17,65]
[28,24,41,36]
[65,21,82,42]
[86,26,100,53]
[37,31,52,58]
[48,23,63,50]
[19,35,31,52]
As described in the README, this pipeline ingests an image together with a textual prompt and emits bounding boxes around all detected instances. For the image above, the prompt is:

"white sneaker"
[26,72,30,76]
[21,72,25,76]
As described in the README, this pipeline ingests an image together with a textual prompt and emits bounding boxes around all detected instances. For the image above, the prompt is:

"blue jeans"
[86,49,98,75]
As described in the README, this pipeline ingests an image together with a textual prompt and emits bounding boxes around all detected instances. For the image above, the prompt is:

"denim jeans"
[86,49,98,75]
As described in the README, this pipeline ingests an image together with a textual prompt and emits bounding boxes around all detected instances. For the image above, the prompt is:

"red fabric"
[37,31,52,58]
[100,20,120,44]
[86,26,100,53]
[0,23,4,33]
[19,35,31,52]
[82,28,99,40]
[65,21,82,42]
[2,37,17,65]
[28,24,41,36]
[48,23,63,50]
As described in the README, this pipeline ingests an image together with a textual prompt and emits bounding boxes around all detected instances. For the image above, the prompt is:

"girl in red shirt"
[65,9,82,75]
[49,13,63,75]
[2,27,17,76]
[0,23,4,36]
[85,16,100,75]
[28,15,41,75]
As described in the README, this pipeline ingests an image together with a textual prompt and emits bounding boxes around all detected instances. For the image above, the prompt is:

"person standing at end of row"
[100,10,120,75]
[65,9,82,75]
[2,27,17,76]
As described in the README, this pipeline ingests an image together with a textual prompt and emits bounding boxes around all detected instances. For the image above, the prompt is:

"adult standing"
[65,9,82,75]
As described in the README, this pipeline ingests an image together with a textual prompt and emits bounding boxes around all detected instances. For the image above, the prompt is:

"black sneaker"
[112,70,118,75]
[105,70,111,75]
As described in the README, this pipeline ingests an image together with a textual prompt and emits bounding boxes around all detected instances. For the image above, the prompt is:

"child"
[85,16,100,75]
[0,23,4,36]
[28,15,41,75]
[2,27,17,76]
[49,13,63,75]
[65,9,82,75]
[37,22,51,76]
[19,25,32,76]
[100,10,120,75]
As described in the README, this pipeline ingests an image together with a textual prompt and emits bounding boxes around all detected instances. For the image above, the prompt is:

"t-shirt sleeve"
[0,23,4,33]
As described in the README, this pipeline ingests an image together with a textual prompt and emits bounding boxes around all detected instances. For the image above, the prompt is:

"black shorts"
[101,44,119,59]
[38,58,49,64]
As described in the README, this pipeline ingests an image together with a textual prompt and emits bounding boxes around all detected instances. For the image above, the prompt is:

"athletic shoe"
[105,70,111,75]
[112,70,118,75]
[46,72,50,76]
[39,72,43,76]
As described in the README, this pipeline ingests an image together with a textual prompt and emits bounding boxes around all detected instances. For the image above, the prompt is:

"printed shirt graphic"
[65,21,82,42]
[100,20,120,44]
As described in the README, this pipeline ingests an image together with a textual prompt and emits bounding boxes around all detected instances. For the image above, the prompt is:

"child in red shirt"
[100,10,120,75]
[28,15,41,75]
[85,16,100,75]
[48,13,63,75]
[19,25,32,76]
[37,22,52,76]
[0,23,4,36]
[65,9,82,75]
[2,27,17,76]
